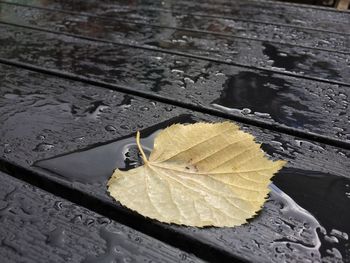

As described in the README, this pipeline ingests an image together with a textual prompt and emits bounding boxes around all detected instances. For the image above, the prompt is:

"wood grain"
[1,64,349,262]
[2,0,349,34]
[0,170,203,263]
[0,24,349,146]
[0,3,348,84]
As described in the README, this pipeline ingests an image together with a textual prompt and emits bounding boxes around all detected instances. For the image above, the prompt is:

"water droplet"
[97,217,112,226]
[120,125,129,130]
[171,69,184,74]
[33,143,54,152]
[73,136,85,142]
[4,148,12,154]
[324,235,339,244]
[215,72,225,76]
[85,218,95,226]
[3,144,11,153]
[278,52,288,57]
[330,229,348,241]
[179,253,187,260]
[211,103,242,115]
[36,134,46,140]
[105,125,117,132]
[241,108,251,115]
[53,201,63,211]
[134,236,142,243]
[254,111,271,119]
[184,77,195,84]
[85,101,109,119]
[71,215,83,224]
[165,106,173,112]
[140,106,149,111]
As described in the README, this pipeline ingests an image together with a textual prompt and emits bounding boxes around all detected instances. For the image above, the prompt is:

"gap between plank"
[1,57,350,151]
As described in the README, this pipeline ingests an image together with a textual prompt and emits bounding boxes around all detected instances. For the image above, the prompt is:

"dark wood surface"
[0,0,349,262]
[0,24,349,149]
[0,170,202,263]
[1,3,349,84]
[2,0,349,33]
[1,64,349,262]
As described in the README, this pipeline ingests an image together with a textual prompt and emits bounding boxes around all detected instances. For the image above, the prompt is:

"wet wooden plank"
[0,170,202,263]
[1,1,349,53]
[0,24,349,146]
[3,0,349,34]
[0,3,349,86]
[0,64,349,262]
[124,0,350,33]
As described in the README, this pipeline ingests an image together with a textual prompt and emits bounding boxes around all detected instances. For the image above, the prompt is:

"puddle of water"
[274,169,350,234]
[268,184,322,260]
[34,115,195,184]
[34,130,157,184]
[262,43,340,79]
[272,169,350,260]
[211,71,322,128]
[263,43,308,71]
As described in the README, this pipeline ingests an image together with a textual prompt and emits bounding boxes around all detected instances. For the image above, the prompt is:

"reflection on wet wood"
[1,64,350,262]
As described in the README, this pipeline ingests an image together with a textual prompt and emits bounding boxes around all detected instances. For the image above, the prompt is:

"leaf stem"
[136,131,148,164]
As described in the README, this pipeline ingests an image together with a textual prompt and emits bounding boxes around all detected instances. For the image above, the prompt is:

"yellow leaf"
[108,122,286,227]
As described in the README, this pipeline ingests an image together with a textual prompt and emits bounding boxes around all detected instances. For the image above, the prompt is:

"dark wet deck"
[0,1,349,262]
